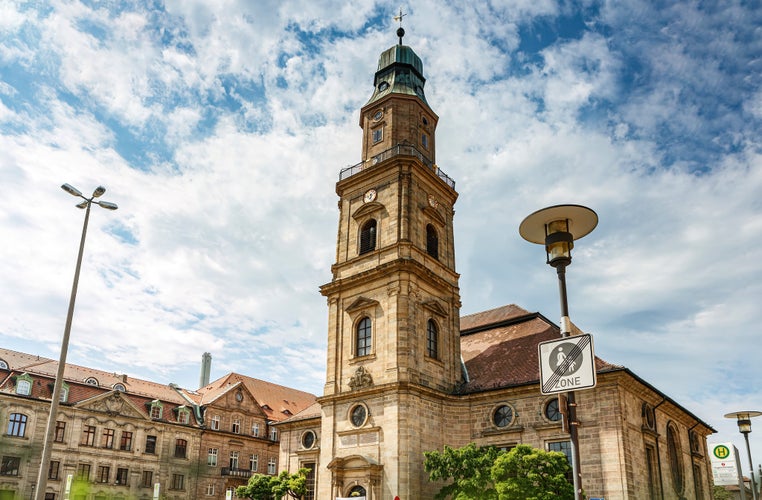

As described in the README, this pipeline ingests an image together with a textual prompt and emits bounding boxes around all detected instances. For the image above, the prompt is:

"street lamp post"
[725,411,762,500]
[34,184,117,500]
[519,204,598,500]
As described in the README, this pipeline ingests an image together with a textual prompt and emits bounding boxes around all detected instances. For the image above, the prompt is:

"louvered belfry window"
[426,224,438,259]
[360,219,377,254]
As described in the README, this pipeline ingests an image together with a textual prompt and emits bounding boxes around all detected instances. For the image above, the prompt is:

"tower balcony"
[339,143,455,189]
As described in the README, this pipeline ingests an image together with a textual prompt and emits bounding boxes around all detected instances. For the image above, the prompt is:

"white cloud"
[1,0,761,460]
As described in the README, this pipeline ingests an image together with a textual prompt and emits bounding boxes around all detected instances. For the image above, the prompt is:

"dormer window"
[177,407,190,425]
[59,382,70,403]
[113,383,126,392]
[0,359,8,370]
[85,377,99,386]
[149,400,163,420]
[15,373,32,396]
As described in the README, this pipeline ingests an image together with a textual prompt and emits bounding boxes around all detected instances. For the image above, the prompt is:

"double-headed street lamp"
[725,410,762,500]
[520,204,598,500]
[34,184,117,500]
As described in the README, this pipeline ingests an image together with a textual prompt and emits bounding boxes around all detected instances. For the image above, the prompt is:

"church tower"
[317,26,462,499]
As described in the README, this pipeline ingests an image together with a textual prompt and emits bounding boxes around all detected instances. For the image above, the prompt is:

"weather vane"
[394,7,406,45]
[394,8,406,27]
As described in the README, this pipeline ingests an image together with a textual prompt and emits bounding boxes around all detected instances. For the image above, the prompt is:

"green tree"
[236,469,310,500]
[491,444,574,500]
[424,442,502,499]
[271,468,310,499]
[712,485,732,500]
[237,473,277,500]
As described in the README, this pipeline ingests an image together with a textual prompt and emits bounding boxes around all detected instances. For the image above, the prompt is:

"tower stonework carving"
[317,32,462,499]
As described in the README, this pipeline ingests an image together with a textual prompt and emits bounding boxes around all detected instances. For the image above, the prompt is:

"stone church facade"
[275,34,715,500]
[0,33,716,500]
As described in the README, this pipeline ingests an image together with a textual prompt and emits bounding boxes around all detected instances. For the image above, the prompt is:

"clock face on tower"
[363,189,377,203]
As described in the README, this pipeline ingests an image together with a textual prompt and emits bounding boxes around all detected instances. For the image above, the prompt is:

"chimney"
[199,352,212,388]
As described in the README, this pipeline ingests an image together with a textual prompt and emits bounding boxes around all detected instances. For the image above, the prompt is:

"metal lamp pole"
[34,184,117,500]
[725,411,762,500]
[520,204,598,500]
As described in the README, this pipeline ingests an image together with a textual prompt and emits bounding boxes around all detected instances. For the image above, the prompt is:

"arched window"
[356,317,372,356]
[667,422,684,495]
[7,413,28,437]
[359,220,377,254]
[426,319,438,359]
[174,438,187,458]
[349,486,367,497]
[426,224,438,259]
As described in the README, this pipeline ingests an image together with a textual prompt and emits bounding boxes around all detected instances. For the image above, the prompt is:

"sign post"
[538,334,596,395]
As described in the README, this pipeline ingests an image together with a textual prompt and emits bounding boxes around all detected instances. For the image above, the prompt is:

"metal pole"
[34,202,91,500]
[743,432,759,500]
[557,264,582,500]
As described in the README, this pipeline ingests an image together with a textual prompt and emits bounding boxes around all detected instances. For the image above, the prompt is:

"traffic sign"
[538,334,596,394]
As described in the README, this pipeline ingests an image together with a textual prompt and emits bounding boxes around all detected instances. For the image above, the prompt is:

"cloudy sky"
[2,0,761,467]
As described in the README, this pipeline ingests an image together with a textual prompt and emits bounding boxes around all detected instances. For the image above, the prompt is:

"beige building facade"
[276,34,715,500]
[0,349,315,500]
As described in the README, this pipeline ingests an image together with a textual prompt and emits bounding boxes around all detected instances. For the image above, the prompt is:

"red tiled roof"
[460,306,620,393]
[0,347,186,403]
[460,304,532,332]
[197,373,317,422]
[275,401,322,425]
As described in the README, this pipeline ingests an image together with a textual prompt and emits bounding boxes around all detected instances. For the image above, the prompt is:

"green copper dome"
[366,44,428,106]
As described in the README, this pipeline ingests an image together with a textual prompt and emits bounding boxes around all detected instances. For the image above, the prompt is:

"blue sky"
[1,0,761,472]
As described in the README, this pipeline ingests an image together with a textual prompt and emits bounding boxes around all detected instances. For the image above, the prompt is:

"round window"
[373,110,383,121]
[493,404,514,428]
[350,404,367,427]
[544,398,562,421]
[301,430,316,449]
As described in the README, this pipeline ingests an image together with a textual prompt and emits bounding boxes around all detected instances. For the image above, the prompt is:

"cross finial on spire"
[394,8,406,27]
[394,8,407,45]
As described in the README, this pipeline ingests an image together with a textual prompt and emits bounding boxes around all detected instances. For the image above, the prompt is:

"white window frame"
[208,448,218,467]
[267,457,277,475]
[150,400,164,420]
[210,415,220,430]
[177,408,190,424]
[16,377,31,396]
